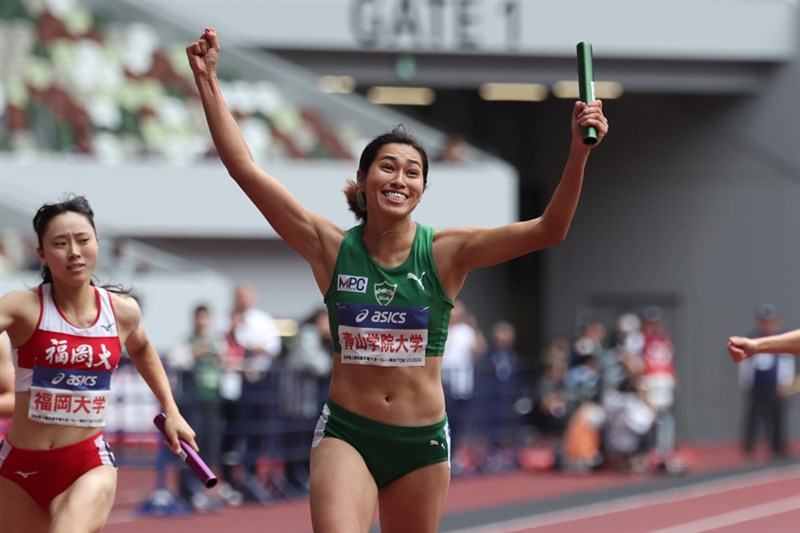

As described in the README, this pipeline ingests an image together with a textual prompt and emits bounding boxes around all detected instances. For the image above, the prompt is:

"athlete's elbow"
[226,157,256,182]
[540,226,569,248]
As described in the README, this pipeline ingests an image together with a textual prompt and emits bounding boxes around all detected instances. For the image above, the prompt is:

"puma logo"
[407,271,426,291]
[15,471,38,479]
[101,322,115,332]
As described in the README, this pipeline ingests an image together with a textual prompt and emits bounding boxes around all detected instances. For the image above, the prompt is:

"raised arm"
[728,328,800,361]
[435,101,608,296]
[187,28,342,290]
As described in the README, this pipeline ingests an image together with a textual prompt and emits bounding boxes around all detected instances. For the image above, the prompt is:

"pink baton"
[153,413,218,488]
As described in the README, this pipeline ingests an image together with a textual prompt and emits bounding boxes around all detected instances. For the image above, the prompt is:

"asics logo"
[15,471,38,479]
[101,322,115,331]
[407,271,426,291]
[354,309,408,325]
[51,373,98,387]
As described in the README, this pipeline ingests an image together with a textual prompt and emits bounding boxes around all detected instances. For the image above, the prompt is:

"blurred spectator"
[560,402,605,473]
[638,306,676,459]
[602,374,656,472]
[22,237,42,271]
[564,351,602,414]
[738,304,796,459]
[532,354,570,440]
[442,299,487,458]
[224,283,282,502]
[602,312,645,395]
[108,240,150,280]
[279,307,332,494]
[167,304,225,511]
[475,320,521,451]
[217,308,246,506]
[569,320,606,367]
[436,133,469,163]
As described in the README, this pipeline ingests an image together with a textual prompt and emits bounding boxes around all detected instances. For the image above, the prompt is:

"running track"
[104,444,800,533]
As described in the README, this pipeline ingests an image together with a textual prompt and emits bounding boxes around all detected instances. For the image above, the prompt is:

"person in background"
[475,320,522,472]
[436,133,469,164]
[601,372,656,472]
[441,299,487,461]
[280,307,333,494]
[226,283,282,502]
[0,194,196,532]
[216,308,247,506]
[169,304,224,511]
[188,27,607,532]
[638,306,676,461]
[737,304,796,459]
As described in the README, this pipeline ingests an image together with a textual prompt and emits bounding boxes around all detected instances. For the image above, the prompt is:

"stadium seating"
[0,0,355,163]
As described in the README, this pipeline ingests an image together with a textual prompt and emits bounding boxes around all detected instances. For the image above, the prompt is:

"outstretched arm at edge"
[729,328,800,361]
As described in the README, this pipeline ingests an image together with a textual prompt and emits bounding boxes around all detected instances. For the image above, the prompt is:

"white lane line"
[650,496,800,533]
[447,465,800,533]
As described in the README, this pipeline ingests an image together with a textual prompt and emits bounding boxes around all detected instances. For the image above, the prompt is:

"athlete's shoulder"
[108,292,142,327]
[0,288,40,313]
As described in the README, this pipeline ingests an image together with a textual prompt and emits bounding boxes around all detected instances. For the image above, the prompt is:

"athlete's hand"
[728,336,756,363]
[571,100,608,149]
[186,27,220,78]
[162,411,199,453]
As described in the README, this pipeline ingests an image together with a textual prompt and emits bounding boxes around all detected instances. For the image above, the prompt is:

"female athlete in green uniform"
[188,27,608,533]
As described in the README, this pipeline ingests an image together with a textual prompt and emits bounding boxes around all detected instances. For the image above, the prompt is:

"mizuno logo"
[15,471,38,479]
[407,271,426,291]
[101,322,115,331]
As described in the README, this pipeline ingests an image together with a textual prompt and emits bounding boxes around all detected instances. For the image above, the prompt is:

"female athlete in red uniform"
[0,195,197,532]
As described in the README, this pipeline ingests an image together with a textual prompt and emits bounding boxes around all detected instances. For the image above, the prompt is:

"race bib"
[338,303,428,367]
[28,366,112,427]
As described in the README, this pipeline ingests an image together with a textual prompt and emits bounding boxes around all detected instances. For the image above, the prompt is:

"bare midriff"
[328,354,445,426]
[5,391,102,450]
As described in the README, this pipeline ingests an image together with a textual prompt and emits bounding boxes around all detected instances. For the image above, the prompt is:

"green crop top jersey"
[324,223,453,366]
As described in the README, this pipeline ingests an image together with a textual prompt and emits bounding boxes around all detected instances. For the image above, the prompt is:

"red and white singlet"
[12,284,122,427]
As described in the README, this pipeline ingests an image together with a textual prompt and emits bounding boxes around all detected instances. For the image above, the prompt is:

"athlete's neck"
[50,282,97,326]
[362,220,417,268]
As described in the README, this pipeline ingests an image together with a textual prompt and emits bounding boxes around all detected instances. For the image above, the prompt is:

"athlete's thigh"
[377,461,451,533]
[310,438,378,533]
[0,475,51,533]
[50,465,117,533]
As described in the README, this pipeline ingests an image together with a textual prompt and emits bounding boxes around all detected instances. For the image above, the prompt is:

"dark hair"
[33,194,128,293]
[344,125,429,222]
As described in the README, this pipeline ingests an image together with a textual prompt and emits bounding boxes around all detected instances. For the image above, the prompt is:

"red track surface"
[103,442,800,533]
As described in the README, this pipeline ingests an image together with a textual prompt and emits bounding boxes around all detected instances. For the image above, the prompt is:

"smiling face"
[360,143,426,220]
[37,211,99,287]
